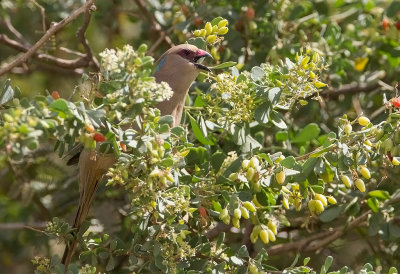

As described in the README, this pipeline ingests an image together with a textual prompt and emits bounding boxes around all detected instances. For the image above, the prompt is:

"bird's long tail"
[62,149,116,269]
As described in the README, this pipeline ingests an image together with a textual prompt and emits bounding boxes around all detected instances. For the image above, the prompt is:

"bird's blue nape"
[155,57,166,72]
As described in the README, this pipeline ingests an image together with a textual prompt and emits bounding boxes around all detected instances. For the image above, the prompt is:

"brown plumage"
[61,44,211,268]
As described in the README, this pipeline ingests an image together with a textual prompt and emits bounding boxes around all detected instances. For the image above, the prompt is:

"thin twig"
[76,3,100,70]
[0,222,47,230]
[0,34,91,69]
[322,82,381,98]
[148,25,175,55]
[2,17,28,45]
[0,0,96,76]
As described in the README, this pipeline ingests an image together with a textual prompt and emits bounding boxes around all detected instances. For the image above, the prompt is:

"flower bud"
[242,159,250,170]
[314,81,327,88]
[282,198,290,210]
[249,157,260,169]
[228,172,238,181]
[393,157,400,166]
[193,30,202,36]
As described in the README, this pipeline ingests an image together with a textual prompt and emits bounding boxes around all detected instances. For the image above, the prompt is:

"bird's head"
[155,44,212,77]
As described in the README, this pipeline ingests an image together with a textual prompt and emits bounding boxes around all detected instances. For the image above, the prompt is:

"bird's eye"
[183,50,190,56]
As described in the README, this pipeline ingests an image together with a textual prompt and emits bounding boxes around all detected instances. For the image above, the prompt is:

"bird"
[61,44,212,268]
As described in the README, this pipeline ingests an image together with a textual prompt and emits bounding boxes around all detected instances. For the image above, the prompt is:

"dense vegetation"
[1,0,400,273]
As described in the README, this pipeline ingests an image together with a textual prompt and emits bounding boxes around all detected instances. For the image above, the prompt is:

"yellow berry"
[259,229,269,244]
[249,264,259,274]
[358,116,370,126]
[340,175,352,188]
[315,193,327,207]
[301,56,310,67]
[267,220,277,235]
[206,34,217,43]
[193,30,202,36]
[242,159,250,170]
[276,170,286,185]
[217,27,229,35]
[240,206,250,219]
[282,198,290,210]
[355,178,366,192]
[212,25,218,33]
[327,196,337,205]
[249,156,260,169]
[228,173,238,181]
[233,208,242,219]
[267,228,276,242]
[314,81,327,88]
[246,167,256,182]
[243,201,256,212]
[232,217,240,228]
[309,71,316,79]
[218,19,228,28]
[360,166,371,179]
[204,22,212,35]
[200,29,206,37]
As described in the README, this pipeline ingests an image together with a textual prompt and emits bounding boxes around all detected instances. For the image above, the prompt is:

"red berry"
[199,206,207,218]
[395,21,400,30]
[247,7,255,19]
[93,133,107,142]
[382,18,389,31]
[51,91,60,100]
[393,98,400,108]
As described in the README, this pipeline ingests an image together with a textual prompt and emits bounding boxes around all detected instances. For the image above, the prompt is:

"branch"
[76,3,100,71]
[267,211,369,256]
[0,34,91,69]
[133,0,174,50]
[322,82,381,98]
[0,0,96,76]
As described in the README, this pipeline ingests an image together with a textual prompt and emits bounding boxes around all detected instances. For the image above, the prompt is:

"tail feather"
[61,149,116,269]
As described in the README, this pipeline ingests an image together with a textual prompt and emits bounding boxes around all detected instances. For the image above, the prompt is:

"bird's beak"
[192,49,212,72]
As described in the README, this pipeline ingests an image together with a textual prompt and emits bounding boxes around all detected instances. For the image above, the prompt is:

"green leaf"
[189,114,213,145]
[211,152,225,172]
[210,61,237,69]
[158,115,174,124]
[387,1,400,17]
[50,99,69,116]
[368,190,390,200]
[254,102,270,125]
[319,205,344,223]
[275,131,288,141]
[367,198,380,213]
[230,256,243,266]
[368,212,384,236]
[389,222,400,239]
[389,267,398,274]
[270,111,287,129]
[302,158,318,176]
[211,16,224,26]
[320,256,333,274]
[292,123,320,144]
[251,66,264,82]
[267,87,281,105]
[236,245,249,258]
[280,156,296,168]
[0,79,14,105]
